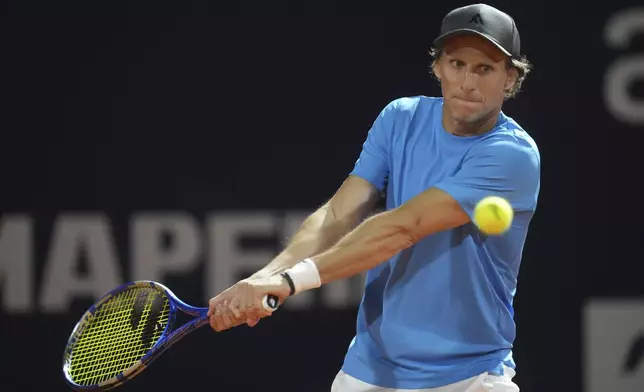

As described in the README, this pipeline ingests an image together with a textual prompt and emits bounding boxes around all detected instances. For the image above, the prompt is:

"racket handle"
[262,294,280,312]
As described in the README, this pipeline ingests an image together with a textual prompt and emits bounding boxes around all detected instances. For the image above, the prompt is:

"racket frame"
[62,280,209,391]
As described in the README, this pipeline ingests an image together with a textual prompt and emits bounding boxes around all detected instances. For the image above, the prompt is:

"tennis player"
[208,4,539,391]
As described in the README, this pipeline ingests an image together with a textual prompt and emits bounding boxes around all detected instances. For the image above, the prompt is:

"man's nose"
[461,71,478,92]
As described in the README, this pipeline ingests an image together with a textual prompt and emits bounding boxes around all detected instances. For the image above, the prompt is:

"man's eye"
[477,64,496,74]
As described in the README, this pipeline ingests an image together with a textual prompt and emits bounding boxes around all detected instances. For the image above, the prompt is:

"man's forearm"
[250,203,356,279]
[309,209,414,284]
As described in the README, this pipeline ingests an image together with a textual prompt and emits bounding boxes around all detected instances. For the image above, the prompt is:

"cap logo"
[469,13,484,25]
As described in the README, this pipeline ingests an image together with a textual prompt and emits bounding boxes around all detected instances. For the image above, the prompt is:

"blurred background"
[1,0,643,391]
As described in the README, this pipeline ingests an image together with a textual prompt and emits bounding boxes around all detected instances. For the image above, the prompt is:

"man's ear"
[433,60,442,80]
[505,67,519,92]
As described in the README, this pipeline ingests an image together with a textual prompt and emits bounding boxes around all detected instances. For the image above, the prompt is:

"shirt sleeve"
[350,100,398,192]
[433,137,541,218]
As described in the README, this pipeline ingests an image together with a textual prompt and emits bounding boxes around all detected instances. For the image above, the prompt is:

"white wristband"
[284,258,322,294]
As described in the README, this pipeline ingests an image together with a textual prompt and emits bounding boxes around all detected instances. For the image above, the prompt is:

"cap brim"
[433,29,512,57]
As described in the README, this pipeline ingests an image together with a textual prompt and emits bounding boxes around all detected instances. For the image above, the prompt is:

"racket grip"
[262,295,280,312]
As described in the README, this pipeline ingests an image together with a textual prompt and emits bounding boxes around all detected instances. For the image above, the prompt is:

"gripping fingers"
[221,310,236,330]
[207,298,217,317]
[212,303,231,332]
[228,297,242,319]
[245,304,273,321]
[213,303,225,331]
[208,299,222,330]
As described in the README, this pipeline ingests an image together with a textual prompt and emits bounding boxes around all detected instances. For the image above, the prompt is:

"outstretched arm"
[208,186,468,323]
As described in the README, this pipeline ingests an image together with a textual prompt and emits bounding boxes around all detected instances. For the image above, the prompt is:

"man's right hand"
[207,277,280,332]
[206,280,260,331]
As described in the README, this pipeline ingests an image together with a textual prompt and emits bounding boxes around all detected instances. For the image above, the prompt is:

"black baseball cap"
[433,4,521,58]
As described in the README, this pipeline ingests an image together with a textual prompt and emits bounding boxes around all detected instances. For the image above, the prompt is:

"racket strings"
[67,287,170,386]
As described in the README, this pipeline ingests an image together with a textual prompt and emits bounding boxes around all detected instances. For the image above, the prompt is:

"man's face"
[434,35,518,125]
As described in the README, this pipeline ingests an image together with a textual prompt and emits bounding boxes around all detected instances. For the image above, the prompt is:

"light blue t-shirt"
[342,96,541,389]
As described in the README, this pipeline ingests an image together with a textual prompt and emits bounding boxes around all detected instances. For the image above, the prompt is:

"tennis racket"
[62,280,279,390]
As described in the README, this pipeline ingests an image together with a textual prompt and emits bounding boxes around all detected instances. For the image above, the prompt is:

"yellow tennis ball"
[473,196,514,235]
